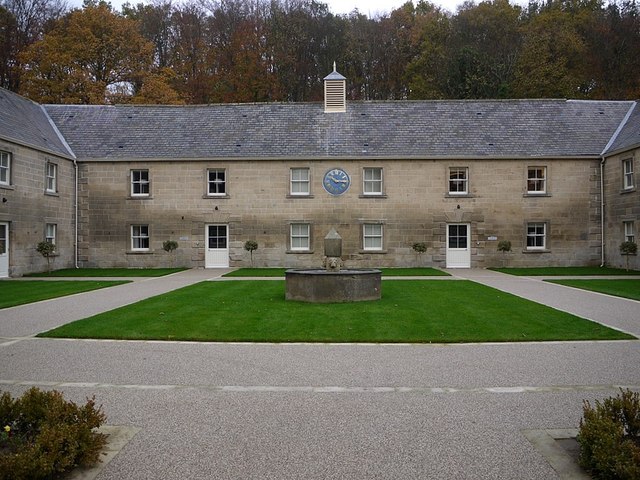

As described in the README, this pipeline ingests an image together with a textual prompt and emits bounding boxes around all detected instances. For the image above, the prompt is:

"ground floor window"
[448,224,468,248]
[624,221,635,244]
[45,223,56,248]
[363,223,383,251]
[526,222,546,250]
[208,225,227,249]
[131,225,150,250]
[290,223,310,251]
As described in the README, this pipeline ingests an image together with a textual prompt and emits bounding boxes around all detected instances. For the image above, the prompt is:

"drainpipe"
[74,158,78,269]
[600,156,606,267]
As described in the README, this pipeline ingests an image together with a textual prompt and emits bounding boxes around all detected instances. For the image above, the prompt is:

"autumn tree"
[19,1,155,104]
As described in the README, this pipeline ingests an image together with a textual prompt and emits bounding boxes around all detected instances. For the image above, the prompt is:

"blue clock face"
[323,168,351,196]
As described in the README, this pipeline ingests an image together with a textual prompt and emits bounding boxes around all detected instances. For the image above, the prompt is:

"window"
[131,170,150,196]
[290,223,310,251]
[207,169,226,196]
[131,225,150,250]
[527,167,546,194]
[208,225,227,249]
[363,224,383,251]
[45,162,57,193]
[0,151,10,186]
[363,168,383,195]
[290,168,310,195]
[624,221,635,244]
[448,224,468,249]
[526,223,546,250]
[623,159,634,190]
[449,167,468,195]
[45,223,56,248]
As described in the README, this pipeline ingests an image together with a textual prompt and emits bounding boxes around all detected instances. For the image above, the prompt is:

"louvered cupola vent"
[323,63,346,113]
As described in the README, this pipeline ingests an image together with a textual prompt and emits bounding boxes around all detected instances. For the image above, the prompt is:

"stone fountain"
[285,228,381,303]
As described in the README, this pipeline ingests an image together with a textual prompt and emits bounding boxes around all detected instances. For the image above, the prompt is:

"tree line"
[1,0,639,105]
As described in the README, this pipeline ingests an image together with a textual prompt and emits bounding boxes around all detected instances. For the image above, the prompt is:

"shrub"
[577,388,640,479]
[36,241,56,273]
[620,241,638,271]
[0,388,107,480]
[162,240,179,267]
[244,240,258,266]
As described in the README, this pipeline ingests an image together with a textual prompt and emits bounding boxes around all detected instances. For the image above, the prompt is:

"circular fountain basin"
[285,269,382,303]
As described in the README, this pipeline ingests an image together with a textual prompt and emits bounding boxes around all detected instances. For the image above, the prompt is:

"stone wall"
[77,157,602,269]
[604,148,640,270]
[0,140,75,276]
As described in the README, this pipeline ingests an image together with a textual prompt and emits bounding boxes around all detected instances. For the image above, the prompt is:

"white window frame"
[131,169,150,197]
[45,223,56,248]
[207,169,226,196]
[527,166,546,194]
[45,162,57,193]
[449,167,468,195]
[290,223,310,251]
[526,222,546,250]
[363,223,383,251]
[623,158,634,190]
[624,221,635,244]
[131,224,150,251]
[290,168,310,196]
[0,151,10,186]
[363,167,383,196]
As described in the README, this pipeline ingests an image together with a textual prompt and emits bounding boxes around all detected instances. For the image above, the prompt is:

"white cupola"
[323,62,346,113]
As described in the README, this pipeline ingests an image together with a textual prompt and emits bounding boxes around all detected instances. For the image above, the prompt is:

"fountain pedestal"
[285,228,381,303]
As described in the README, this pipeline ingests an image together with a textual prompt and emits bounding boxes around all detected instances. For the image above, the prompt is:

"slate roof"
[42,99,635,161]
[0,88,74,158]
[605,102,640,155]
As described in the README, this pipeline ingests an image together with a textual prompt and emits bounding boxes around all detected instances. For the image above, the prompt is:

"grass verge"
[223,267,449,277]
[26,268,186,277]
[490,267,640,276]
[38,281,632,343]
[546,279,640,301]
[0,281,129,309]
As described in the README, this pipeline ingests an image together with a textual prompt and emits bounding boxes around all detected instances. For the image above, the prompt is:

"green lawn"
[0,281,129,309]
[27,268,186,277]
[546,279,640,301]
[38,280,632,343]
[223,268,449,277]
[490,267,640,276]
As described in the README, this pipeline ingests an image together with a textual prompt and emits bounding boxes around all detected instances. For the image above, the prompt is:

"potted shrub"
[620,241,637,271]
[244,240,258,266]
[36,241,56,273]
[162,240,179,267]
[497,240,512,267]
[412,242,427,266]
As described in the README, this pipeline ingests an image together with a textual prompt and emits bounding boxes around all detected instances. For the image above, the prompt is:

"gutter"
[600,157,606,267]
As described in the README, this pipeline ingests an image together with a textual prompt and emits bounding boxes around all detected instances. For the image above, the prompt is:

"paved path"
[1,269,639,479]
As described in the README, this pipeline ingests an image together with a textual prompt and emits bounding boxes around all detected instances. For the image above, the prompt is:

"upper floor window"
[363,167,383,195]
[623,158,634,190]
[624,221,635,244]
[363,223,383,251]
[290,168,310,196]
[0,151,10,186]
[45,223,57,247]
[449,167,468,195]
[526,222,546,250]
[131,224,150,251]
[208,169,226,196]
[45,162,57,193]
[131,169,150,196]
[527,167,546,194]
[290,223,310,251]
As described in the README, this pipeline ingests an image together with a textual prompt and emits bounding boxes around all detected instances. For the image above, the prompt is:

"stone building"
[1,71,638,275]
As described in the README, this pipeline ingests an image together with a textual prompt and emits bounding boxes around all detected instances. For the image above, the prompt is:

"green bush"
[0,388,107,480]
[577,388,640,479]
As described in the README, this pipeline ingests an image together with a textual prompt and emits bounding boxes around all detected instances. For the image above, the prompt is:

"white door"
[0,222,8,278]
[205,224,229,268]
[446,223,471,268]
